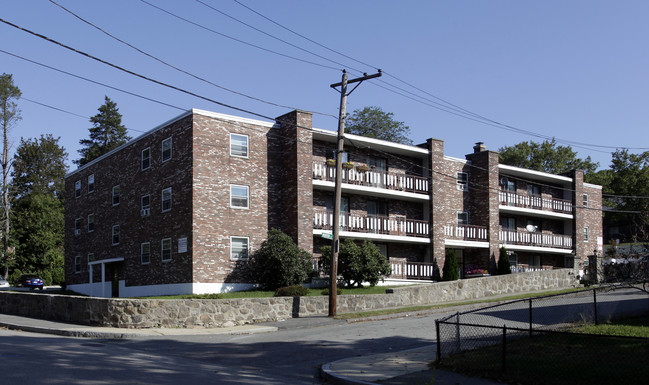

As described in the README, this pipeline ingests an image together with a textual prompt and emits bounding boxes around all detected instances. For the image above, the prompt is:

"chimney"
[473,142,486,154]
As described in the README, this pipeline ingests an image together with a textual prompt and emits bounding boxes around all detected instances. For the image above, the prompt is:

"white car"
[0,276,9,288]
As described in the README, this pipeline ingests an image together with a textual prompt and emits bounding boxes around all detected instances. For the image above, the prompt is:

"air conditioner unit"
[141,208,150,217]
[74,229,81,235]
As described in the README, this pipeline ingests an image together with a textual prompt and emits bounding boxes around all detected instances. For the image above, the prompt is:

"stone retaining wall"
[0,269,578,328]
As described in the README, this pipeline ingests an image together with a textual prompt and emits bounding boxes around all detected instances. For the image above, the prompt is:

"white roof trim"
[498,164,573,183]
[583,183,603,190]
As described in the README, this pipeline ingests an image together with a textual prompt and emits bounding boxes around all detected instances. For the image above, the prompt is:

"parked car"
[19,275,44,290]
[0,276,9,288]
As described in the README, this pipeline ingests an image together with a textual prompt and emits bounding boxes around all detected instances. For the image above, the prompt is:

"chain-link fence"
[435,286,649,385]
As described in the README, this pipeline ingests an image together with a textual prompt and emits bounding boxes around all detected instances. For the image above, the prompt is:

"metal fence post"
[593,288,598,325]
[502,324,507,373]
[435,320,441,364]
[529,298,533,337]
[455,312,461,352]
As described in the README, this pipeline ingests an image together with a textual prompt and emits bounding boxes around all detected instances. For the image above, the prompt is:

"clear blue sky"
[2,0,648,171]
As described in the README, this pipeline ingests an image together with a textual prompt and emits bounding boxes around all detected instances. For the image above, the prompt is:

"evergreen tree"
[442,248,459,281]
[10,135,68,284]
[0,73,21,279]
[76,96,130,166]
[498,246,512,275]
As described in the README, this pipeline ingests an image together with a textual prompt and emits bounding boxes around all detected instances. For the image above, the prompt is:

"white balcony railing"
[313,209,429,238]
[313,162,429,195]
[443,224,489,242]
[499,229,573,249]
[499,191,572,214]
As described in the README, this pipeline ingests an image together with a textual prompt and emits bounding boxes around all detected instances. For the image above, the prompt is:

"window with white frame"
[230,184,249,209]
[112,225,120,245]
[583,227,589,242]
[74,218,81,235]
[141,147,151,170]
[456,172,468,191]
[161,187,172,212]
[230,236,249,260]
[87,214,94,232]
[583,194,589,208]
[141,242,151,264]
[112,185,120,206]
[141,194,151,216]
[88,174,95,193]
[162,137,172,162]
[75,180,81,198]
[230,133,249,157]
[74,256,81,273]
[161,238,172,261]
[457,212,468,225]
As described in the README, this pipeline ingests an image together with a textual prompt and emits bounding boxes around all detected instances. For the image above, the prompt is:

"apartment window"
[230,184,249,209]
[457,212,469,225]
[230,236,249,260]
[141,194,151,216]
[75,180,81,198]
[141,147,151,170]
[162,137,172,162]
[325,149,348,163]
[112,185,120,206]
[141,242,151,264]
[230,133,249,157]
[88,174,95,193]
[583,194,589,208]
[161,238,172,261]
[583,227,589,242]
[161,187,172,212]
[367,156,387,173]
[74,256,81,273]
[456,172,468,191]
[112,225,120,245]
[501,217,516,230]
[74,218,81,235]
[530,255,541,267]
[527,184,540,196]
[87,214,94,233]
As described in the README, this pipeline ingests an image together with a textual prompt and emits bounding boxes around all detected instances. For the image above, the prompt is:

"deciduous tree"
[320,239,391,287]
[345,106,413,145]
[498,139,598,176]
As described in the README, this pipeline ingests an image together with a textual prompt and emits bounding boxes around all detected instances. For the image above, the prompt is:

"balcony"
[443,224,489,242]
[313,162,429,195]
[500,229,573,250]
[313,208,430,238]
[499,191,572,215]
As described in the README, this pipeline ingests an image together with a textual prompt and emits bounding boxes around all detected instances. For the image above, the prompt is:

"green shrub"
[442,249,459,281]
[249,228,313,290]
[274,285,309,297]
[320,287,343,296]
[498,246,512,275]
[320,239,391,287]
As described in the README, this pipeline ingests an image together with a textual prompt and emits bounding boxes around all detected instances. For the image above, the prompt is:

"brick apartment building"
[64,108,602,297]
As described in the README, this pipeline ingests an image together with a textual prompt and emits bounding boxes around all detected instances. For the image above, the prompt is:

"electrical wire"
[49,0,337,120]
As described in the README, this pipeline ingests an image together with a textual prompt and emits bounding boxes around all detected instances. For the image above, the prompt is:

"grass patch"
[438,315,649,385]
[568,315,649,338]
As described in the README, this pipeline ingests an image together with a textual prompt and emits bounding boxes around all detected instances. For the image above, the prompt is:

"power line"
[138,0,340,71]
[49,0,337,120]
[0,49,186,112]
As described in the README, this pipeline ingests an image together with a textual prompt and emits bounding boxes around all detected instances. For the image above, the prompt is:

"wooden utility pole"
[329,69,381,317]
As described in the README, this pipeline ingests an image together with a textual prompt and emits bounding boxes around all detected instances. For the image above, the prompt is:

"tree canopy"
[320,239,391,287]
[10,135,67,285]
[0,73,21,279]
[345,106,413,145]
[498,139,599,175]
[76,96,131,166]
